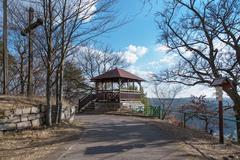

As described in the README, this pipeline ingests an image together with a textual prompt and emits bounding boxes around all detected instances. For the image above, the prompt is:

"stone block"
[4,110,12,117]
[40,117,46,125]
[22,108,31,114]
[17,121,31,130]
[14,108,22,115]
[71,106,76,114]
[28,114,40,120]
[0,123,16,131]
[31,119,40,128]
[40,105,46,112]
[61,113,65,120]
[31,107,40,114]
[68,115,74,123]
[7,116,21,123]
[0,118,8,124]
[20,115,28,122]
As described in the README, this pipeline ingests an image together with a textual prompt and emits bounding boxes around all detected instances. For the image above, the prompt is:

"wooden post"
[96,82,99,94]
[21,7,43,97]
[219,99,224,144]
[111,81,113,91]
[27,7,34,97]
[133,81,135,92]
[118,79,121,102]
[3,0,8,94]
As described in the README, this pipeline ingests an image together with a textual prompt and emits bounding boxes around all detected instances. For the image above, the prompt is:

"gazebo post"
[95,82,98,102]
[127,79,129,92]
[118,78,121,102]
[111,81,113,92]
[101,81,103,92]
[133,81,135,93]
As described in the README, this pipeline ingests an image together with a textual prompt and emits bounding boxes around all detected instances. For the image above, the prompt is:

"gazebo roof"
[91,68,144,82]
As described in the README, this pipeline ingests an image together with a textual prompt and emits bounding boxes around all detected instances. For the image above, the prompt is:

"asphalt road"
[47,114,206,160]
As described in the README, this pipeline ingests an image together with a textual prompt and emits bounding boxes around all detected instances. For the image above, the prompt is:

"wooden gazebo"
[91,68,145,103]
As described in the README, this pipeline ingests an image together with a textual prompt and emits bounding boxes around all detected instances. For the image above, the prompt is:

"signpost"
[211,77,233,144]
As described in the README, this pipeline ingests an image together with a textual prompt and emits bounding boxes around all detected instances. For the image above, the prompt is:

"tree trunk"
[235,104,240,143]
[58,64,64,123]
[20,53,25,95]
[46,60,52,126]
[3,0,8,94]
[55,70,59,124]
[225,88,240,143]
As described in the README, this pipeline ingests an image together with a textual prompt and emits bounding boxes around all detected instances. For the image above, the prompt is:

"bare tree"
[7,0,125,125]
[180,95,217,133]
[153,82,182,120]
[76,44,129,79]
[2,0,8,94]
[152,0,240,142]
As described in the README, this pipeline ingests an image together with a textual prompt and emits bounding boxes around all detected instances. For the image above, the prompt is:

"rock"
[20,115,28,122]
[61,113,65,120]
[0,131,3,137]
[69,115,74,123]
[4,110,12,117]
[40,105,46,112]
[228,155,234,159]
[28,114,40,120]
[70,106,76,114]
[0,118,8,124]
[22,108,31,114]
[17,121,31,129]
[7,116,21,123]
[0,123,16,131]
[31,119,40,128]
[14,108,22,115]
[31,107,40,114]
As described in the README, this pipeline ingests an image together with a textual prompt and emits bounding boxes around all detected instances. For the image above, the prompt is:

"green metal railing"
[142,106,164,119]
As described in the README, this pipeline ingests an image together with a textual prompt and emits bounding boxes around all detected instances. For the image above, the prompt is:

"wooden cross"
[21,7,43,97]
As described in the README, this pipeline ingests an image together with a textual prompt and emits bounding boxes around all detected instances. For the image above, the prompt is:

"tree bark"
[58,64,64,123]
[46,66,52,126]
[225,88,240,143]
[3,0,8,94]
[46,0,53,127]
[20,53,25,95]
[27,7,34,97]
[55,70,59,124]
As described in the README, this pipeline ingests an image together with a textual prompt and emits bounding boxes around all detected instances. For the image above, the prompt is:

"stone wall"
[0,105,75,131]
[121,101,144,112]
[94,101,144,112]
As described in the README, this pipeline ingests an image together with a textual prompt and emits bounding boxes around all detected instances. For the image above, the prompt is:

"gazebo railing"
[119,91,141,101]
[96,91,141,102]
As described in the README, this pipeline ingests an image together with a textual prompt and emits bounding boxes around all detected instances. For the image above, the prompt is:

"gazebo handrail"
[96,89,141,93]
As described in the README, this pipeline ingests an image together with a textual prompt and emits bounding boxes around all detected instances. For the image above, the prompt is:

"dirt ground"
[0,121,83,160]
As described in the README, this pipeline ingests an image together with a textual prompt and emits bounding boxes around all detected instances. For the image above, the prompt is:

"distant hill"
[148,97,234,112]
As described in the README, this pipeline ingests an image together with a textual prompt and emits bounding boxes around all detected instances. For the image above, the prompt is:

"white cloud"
[159,54,178,65]
[123,51,138,64]
[155,44,170,53]
[121,45,148,64]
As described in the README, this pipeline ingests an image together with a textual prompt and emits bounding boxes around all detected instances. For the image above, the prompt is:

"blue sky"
[96,0,217,98]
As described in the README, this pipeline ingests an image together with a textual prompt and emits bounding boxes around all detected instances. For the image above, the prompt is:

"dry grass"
[0,95,70,110]
[0,120,84,160]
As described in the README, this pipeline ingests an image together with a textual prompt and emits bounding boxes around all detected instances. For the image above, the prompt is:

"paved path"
[47,114,206,160]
